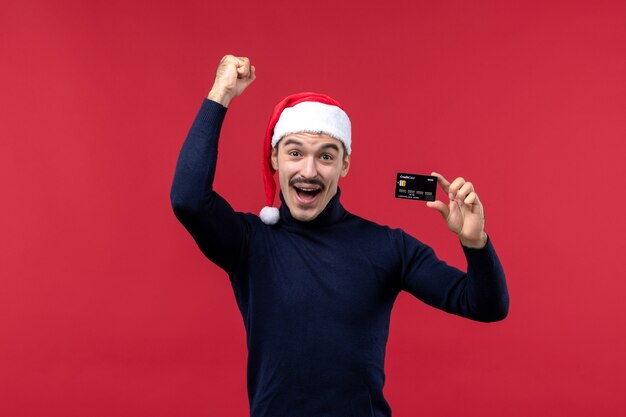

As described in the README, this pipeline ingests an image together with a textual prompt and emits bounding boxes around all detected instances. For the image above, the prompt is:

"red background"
[2,0,625,416]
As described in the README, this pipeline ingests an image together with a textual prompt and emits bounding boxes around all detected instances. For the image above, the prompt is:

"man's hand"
[426,172,488,249]
[207,55,256,107]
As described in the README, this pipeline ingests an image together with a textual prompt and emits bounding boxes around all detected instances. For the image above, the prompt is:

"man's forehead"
[279,132,343,148]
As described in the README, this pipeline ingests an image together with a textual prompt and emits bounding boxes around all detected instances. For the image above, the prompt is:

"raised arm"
[400,173,509,322]
[170,55,256,273]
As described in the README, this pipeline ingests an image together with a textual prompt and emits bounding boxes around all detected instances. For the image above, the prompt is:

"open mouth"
[293,185,322,204]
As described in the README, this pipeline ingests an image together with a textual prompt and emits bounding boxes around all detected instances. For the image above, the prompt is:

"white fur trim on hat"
[271,101,352,154]
[259,206,280,225]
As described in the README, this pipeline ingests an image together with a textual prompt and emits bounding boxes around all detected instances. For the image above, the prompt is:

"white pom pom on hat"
[259,206,280,225]
[260,92,351,225]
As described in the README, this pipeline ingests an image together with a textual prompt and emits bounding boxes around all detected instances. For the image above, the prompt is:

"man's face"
[271,132,350,222]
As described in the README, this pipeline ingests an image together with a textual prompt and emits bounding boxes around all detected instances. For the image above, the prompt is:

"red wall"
[2,0,625,415]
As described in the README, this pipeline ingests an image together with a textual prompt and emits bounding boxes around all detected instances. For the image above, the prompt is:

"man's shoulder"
[235,211,265,227]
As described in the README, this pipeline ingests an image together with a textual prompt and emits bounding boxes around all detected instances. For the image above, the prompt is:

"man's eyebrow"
[283,139,303,147]
[320,143,340,152]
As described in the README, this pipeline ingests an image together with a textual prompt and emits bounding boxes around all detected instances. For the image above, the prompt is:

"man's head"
[260,93,352,225]
[271,131,350,222]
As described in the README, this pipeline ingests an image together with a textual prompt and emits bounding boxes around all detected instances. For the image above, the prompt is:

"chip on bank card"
[395,173,437,201]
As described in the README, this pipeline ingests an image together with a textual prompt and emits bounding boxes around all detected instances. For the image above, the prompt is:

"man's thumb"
[426,200,449,220]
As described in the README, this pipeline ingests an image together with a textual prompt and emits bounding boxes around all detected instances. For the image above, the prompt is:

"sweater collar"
[278,187,347,228]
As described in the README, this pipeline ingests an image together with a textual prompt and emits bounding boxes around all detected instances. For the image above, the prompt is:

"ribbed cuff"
[461,235,500,275]
[193,98,228,132]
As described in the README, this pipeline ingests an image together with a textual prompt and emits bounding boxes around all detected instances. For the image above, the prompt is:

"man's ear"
[340,154,350,177]
[271,147,279,170]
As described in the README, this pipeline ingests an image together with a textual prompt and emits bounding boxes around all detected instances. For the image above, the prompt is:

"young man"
[170,55,509,417]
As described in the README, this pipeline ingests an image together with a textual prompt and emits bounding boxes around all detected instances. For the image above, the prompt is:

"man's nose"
[300,156,318,178]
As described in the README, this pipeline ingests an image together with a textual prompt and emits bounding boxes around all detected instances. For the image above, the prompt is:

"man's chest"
[239,230,400,324]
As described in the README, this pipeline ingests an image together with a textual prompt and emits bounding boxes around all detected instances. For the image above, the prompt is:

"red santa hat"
[260,92,351,225]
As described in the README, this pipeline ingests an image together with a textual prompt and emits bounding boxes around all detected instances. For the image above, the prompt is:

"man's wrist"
[207,88,234,107]
[460,232,488,249]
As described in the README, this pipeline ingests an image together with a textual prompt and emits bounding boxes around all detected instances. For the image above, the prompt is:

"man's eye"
[321,154,333,161]
[288,150,301,157]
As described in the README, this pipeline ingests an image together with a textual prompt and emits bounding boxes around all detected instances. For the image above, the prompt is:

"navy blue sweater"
[171,99,509,417]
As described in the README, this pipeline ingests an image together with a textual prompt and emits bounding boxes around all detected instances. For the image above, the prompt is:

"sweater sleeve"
[397,232,509,322]
[170,99,246,274]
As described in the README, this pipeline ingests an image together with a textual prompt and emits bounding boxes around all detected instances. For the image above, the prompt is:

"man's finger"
[222,54,245,68]
[233,57,251,78]
[464,191,478,205]
[457,181,474,201]
[426,200,449,220]
[236,63,250,78]
[431,172,451,194]
[242,57,251,72]
[448,177,466,199]
[233,56,249,67]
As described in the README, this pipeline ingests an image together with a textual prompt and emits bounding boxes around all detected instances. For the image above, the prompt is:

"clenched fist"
[207,55,256,107]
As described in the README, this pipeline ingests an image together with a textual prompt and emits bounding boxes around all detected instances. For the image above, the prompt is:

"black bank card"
[395,173,437,201]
